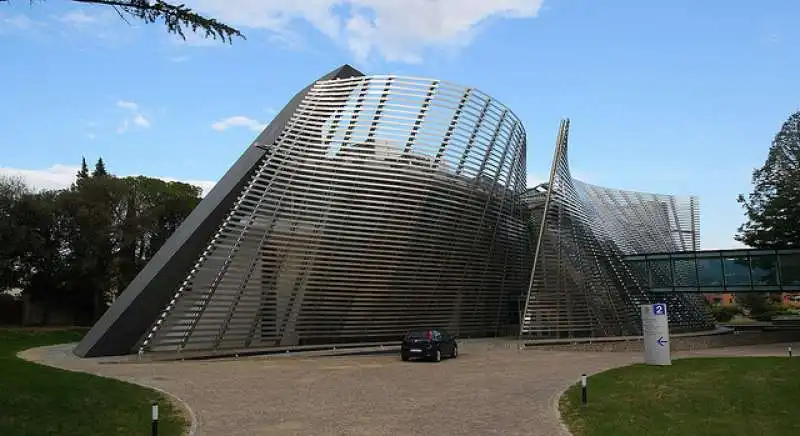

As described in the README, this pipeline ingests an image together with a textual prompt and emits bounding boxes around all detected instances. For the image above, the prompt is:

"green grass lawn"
[560,357,800,436]
[0,329,187,436]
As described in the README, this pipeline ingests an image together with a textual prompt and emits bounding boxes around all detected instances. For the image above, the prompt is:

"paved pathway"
[19,340,799,436]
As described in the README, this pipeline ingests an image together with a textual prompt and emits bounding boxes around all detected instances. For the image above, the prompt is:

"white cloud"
[52,8,139,46]
[211,115,267,132]
[0,165,216,197]
[0,12,45,33]
[4,14,35,29]
[154,177,216,196]
[116,100,139,111]
[133,113,151,128]
[57,10,99,26]
[116,100,151,133]
[186,0,544,62]
[761,33,780,45]
[167,55,190,63]
[0,164,80,192]
[117,119,130,134]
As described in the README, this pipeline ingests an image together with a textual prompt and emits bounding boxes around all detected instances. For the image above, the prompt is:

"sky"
[1,0,798,250]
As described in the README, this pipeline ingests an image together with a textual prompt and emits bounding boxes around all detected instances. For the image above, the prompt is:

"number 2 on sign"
[653,304,666,315]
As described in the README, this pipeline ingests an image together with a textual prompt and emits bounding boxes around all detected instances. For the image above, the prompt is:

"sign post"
[641,303,671,366]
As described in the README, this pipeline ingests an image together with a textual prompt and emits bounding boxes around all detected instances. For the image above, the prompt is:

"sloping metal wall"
[74,65,366,358]
[520,119,714,339]
[138,75,528,354]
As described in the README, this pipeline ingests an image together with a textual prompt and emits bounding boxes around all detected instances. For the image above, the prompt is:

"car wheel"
[401,354,409,361]
[434,350,441,362]
[452,345,458,358]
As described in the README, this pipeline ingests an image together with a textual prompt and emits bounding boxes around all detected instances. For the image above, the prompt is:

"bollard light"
[789,346,793,359]
[151,401,159,436]
[580,374,588,406]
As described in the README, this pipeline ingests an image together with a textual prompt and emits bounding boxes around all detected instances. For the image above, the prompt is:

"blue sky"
[1,0,798,250]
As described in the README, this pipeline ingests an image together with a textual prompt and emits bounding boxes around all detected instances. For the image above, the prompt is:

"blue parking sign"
[653,303,666,316]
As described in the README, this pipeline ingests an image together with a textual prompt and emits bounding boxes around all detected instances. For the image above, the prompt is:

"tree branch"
[1,0,244,43]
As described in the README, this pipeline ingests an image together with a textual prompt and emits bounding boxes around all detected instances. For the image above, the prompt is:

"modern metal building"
[520,120,714,338]
[75,65,530,357]
[74,66,714,358]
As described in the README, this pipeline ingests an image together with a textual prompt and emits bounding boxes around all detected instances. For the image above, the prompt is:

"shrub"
[711,304,741,322]
[745,304,795,322]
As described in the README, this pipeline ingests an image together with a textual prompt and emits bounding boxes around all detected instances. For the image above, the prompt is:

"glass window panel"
[722,256,751,287]
[750,254,778,286]
[648,258,673,288]
[673,258,698,287]
[696,256,724,287]
[628,260,649,285]
[779,253,800,286]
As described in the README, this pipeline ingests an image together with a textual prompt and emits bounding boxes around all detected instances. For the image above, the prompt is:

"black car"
[400,328,458,362]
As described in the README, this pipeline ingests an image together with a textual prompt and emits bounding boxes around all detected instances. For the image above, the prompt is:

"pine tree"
[736,111,800,248]
[77,157,90,181]
[93,157,108,178]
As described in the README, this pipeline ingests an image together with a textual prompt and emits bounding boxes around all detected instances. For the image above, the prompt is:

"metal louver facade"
[74,65,715,359]
[520,119,714,338]
[135,72,526,354]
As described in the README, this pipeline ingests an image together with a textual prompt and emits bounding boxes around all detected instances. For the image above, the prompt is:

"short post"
[580,374,588,406]
[151,401,159,436]
[789,346,793,359]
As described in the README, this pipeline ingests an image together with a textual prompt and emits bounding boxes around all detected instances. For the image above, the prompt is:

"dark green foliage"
[114,176,202,292]
[737,111,800,248]
[735,111,800,312]
[92,157,108,177]
[0,0,243,43]
[0,176,28,290]
[560,357,800,436]
[10,190,74,321]
[709,304,740,322]
[747,304,794,322]
[735,292,786,321]
[76,157,89,182]
[0,329,186,435]
[0,159,202,325]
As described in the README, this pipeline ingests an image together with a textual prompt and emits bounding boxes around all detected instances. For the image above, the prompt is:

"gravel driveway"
[20,340,797,436]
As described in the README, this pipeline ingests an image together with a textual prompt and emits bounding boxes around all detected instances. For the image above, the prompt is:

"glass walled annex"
[625,249,800,293]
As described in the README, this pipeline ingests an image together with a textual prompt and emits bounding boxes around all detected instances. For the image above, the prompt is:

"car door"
[435,329,452,355]
[429,329,444,355]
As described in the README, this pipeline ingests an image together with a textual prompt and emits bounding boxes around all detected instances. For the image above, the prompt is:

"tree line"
[0,158,202,325]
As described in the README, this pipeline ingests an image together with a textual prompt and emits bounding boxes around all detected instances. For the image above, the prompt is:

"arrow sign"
[657,336,668,347]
